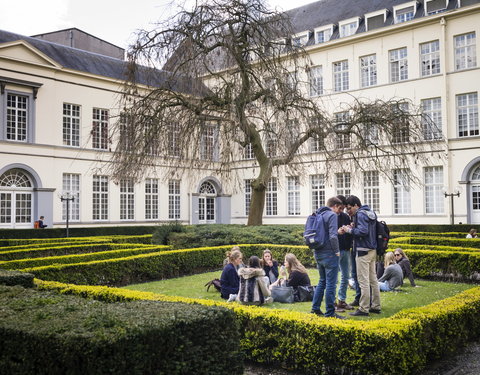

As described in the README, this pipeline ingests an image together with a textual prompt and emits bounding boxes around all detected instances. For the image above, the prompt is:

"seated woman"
[378,252,403,292]
[466,228,478,238]
[236,256,273,305]
[220,247,243,300]
[261,249,279,285]
[394,248,417,287]
[271,253,310,289]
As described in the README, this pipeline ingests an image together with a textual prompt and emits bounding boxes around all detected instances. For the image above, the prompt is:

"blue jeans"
[350,250,361,302]
[379,281,393,292]
[337,250,350,302]
[312,250,339,317]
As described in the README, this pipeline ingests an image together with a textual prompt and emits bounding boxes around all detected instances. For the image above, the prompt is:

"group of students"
[220,247,311,305]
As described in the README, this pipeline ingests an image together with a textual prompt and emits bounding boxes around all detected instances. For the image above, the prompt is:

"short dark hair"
[248,255,261,268]
[336,195,347,205]
[326,196,342,207]
[345,195,362,208]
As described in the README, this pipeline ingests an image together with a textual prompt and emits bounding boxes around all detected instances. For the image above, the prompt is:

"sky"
[0,0,317,50]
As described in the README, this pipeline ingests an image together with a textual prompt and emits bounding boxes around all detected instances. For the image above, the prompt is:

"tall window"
[244,179,252,216]
[200,123,217,160]
[455,32,476,70]
[333,60,349,92]
[265,178,278,216]
[360,54,377,88]
[395,6,415,23]
[309,117,324,152]
[340,21,358,38]
[390,48,408,82]
[62,173,80,221]
[265,126,277,157]
[6,93,28,142]
[394,169,411,214]
[421,98,442,140]
[424,166,444,214]
[310,174,325,212]
[309,66,323,97]
[167,123,180,157]
[457,93,479,137]
[420,40,440,76]
[92,175,108,220]
[363,123,379,145]
[168,180,180,219]
[336,173,351,197]
[363,171,380,212]
[287,176,300,215]
[145,178,159,220]
[392,103,410,143]
[63,103,80,147]
[335,112,351,149]
[120,179,134,220]
[119,113,134,152]
[92,108,108,150]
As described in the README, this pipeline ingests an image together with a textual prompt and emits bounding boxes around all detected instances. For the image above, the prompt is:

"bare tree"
[111,0,445,225]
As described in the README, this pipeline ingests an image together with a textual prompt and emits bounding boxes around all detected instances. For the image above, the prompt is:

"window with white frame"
[315,28,332,44]
[333,60,349,92]
[168,180,180,219]
[92,108,109,150]
[309,65,323,97]
[454,32,477,70]
[420,40,440,76]
[421,97,443,140]
[292,33,309,47]
[265,178,278,216]
[92,175,108,220]
[335,112,351,149]
[365,10,387,31]
[265,125,277,157]
[336,173,351,197]
[393,169,411,214]
[424,166,444,214]
[119,113,134,152]
[287,176,301,215]
[63,103,80,147]
[310,174,325,212]
[457,93,479,137]
[394,5,415,24]
[6,93,29,142]
[200,123,217,160]
[339,21,358,38]
[363,122,379,145]
[360,54,377,88]
[120,179,134,220]
[392,103,410,143]
[425,0,448,15]
[243,143,254,159]
[168,123,181,157]
[244,179,252,216]
[390,47,408,82]
[62,173,80,221]
[363,171,380,212]
[145,178,159,220]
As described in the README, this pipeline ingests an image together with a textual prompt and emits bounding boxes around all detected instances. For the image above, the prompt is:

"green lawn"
[123,269,474,320]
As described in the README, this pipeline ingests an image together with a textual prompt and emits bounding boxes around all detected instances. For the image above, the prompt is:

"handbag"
[294,285,315,302]
[271,286,294,303]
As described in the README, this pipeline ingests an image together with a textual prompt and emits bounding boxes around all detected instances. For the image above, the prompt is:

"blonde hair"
[384,252,396,268]
[226,246,243,264]
[284,253,307,274]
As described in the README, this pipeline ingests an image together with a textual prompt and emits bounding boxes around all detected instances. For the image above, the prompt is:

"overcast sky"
[0,0,316,50]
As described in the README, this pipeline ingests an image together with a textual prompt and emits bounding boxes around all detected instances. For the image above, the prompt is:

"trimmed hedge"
[0,285,243,375]
[0,269,34,288]
[388,242,480,253]
[0,237,108,247]
[392,236,480,249]
[390,232,467,239]
[36,279,480,375]
[0,245,170,270]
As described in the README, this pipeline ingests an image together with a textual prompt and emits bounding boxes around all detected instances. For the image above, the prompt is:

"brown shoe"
[337,300,354,310]
[334,302,345,313]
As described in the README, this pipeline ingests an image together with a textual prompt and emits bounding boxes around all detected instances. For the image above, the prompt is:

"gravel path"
[243,340,480,375]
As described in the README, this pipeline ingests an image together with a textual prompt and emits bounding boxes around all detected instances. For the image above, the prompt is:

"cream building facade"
[0,0,479,228]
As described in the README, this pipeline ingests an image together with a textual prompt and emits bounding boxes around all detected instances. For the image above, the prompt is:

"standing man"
[311,197,346,319]
[342,195,381,317]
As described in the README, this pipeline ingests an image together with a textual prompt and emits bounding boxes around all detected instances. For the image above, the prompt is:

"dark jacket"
[397,257,416,287]
[263,260,279,283]
[351,205,377,251]
[316,206,340,254]
[286,270,311,288]
[337,211,352,251]
[220,263,240,299]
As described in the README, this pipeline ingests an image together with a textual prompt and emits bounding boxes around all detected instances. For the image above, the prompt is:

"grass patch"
[123,268,473,319]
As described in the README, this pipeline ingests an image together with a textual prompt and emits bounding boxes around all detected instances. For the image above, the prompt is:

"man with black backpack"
[341,195,381,317]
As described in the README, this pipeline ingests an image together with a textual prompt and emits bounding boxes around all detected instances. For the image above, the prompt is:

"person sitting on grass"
[270,253,310,289]
[220,247,243,301]
[394,248,418,287]
[378,252,403,292]
[236,256,273,305]
[261,249,279,285]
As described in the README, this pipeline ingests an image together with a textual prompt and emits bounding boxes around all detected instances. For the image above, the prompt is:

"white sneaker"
[227,294,237,302]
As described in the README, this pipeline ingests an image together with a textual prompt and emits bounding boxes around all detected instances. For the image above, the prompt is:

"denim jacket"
[351,205,377,251]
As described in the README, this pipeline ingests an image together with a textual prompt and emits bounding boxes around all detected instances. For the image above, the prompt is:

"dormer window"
[314,24,334,44]
[425,0,448,15]
[394,2,418,24]
[339,17,360,38]
[292,32,309,48]
[365,9,388,31]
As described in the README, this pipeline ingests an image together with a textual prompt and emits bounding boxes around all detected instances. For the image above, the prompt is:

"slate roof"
[0,29,207,96]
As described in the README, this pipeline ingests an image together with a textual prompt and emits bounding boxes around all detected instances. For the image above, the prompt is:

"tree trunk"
[247,183,266,226]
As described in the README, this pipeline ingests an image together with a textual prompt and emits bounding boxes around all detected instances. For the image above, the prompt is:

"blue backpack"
[303,209,327,250]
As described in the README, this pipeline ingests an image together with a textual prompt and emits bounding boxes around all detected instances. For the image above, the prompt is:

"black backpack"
[375,220,390,256]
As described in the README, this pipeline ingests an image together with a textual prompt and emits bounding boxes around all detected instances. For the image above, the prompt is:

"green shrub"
[0,269,34,288]
[0,285,242,375]
[393,236,480,249]
[0,226,161,239]
[152,222,186,245]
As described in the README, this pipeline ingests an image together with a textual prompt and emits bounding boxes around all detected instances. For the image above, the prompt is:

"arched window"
[199,181,216,195]
[0,169,33,227]
[0,169,32,188]
[472,165,480,181]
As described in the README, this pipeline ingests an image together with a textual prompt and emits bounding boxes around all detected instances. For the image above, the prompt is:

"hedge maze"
[0,232,479,374]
